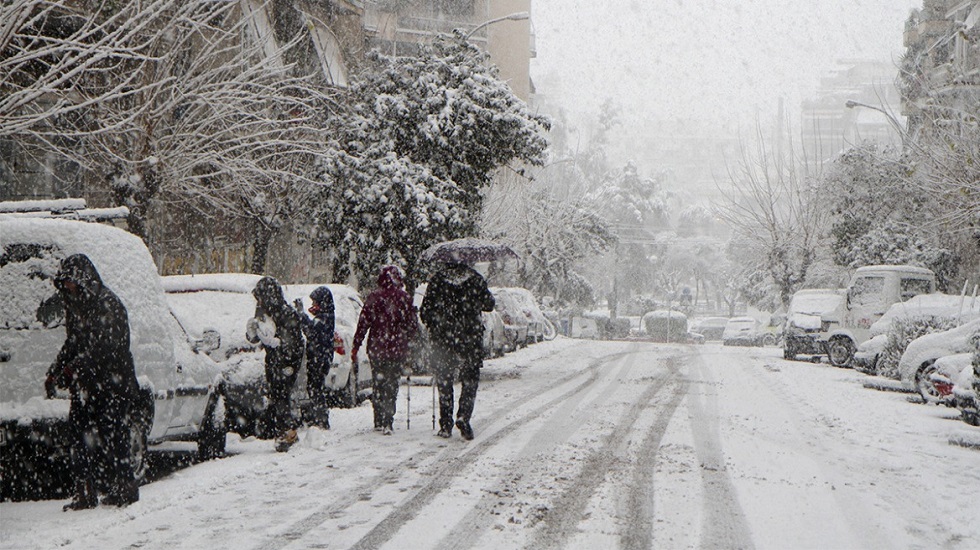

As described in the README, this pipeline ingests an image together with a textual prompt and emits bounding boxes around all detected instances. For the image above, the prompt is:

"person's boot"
[63,480,97,511]
[102,479,139,507]
[455,418,474,441]
[436,420,452,438]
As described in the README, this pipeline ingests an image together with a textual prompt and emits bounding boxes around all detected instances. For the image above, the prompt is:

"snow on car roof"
[161,273,263,294]
[854,265,934,276]
[789,289,843,315]
[870,293,980,336]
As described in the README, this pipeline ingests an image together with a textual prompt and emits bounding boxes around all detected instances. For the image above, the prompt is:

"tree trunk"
[250,223,273,275]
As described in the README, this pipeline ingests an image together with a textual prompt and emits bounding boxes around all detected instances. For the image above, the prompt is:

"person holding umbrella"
[351,265,418,435]
[419,259,495,440]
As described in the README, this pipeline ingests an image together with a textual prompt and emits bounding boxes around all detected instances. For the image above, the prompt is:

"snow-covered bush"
[878,316,958,379]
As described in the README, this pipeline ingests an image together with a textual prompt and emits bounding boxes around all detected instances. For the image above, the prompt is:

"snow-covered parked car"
[898,318,980,404]
[926,353,973,409]
[782,289,843,360]
[0,218,225,501]
[690,317,728,340]
[481,310,507,358]
[723,316,777,347]
[491,288,530,348]
[642,310,702,343]
[162,274,370,438]
[854,293,980,375]
[493,287,550,344]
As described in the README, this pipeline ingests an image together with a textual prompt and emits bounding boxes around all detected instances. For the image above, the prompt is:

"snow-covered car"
[851,293,979,374]
[951,359,979,427]
[482,310,507,358]
[926,353,972,408]
[162,275,370,438]
[642,310,702,343]
[898,318,980,404]
[690,317,728,340]
[853,334,888,373]
[491,288,530,348]
[493,287,549,344]
[0,218,225,500]
[723,316,777,347]
[782,289,843,360]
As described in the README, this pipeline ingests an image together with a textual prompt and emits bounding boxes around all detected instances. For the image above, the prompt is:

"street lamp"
[845,99,908,148]
[463,11,530,40]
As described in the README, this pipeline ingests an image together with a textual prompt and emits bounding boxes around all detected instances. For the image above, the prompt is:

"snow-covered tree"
[823,143,958,290]
[585,160,671,229]
[2,1,335,273]
[312,33,550,285]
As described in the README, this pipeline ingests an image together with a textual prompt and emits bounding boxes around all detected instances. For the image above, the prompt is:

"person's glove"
[351,348,358,365]
[293,298,304,312]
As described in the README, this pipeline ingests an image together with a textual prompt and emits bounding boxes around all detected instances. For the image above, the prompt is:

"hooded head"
[253,276,285,312]
[308,285,333,316]
[54,254,103,308]
[378,265,404,290]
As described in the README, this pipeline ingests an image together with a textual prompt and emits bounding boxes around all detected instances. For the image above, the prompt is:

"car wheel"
[826,336,855,368]
[915,360,941,405]
[130,413,150,485]
[783,345,797,361]
[198,392,227,460]
[130,389,154,484]
[762,333,777,347]
[485,334,494,359]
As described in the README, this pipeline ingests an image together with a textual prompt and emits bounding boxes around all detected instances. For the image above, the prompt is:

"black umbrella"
[421,238,519,264]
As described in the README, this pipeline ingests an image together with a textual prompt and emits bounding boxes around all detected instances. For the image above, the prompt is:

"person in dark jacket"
[351,266,418,435]
[419,262,494,440]
[295,286,335,429]
[44,254,141,510]
[247,276,304,452]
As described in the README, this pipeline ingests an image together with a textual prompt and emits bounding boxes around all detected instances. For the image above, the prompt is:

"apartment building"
[362,0,535,101]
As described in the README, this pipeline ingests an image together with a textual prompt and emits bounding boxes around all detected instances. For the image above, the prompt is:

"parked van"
[818,265,936,367]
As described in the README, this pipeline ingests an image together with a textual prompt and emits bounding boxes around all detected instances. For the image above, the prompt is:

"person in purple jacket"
[351,266,419,435]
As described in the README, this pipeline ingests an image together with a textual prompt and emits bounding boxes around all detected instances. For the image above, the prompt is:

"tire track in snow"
[526,354,686,550]
[255,346,634,550]
[687,356,755,550]
[428,344,653,550]
[621,356,690,550]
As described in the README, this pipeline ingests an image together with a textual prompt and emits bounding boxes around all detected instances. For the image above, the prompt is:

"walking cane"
[431,373,436,431]
[406,371,411,430]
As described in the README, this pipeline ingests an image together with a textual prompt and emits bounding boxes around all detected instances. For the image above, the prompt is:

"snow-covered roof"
[161,273,264,294]
[789,289,844,315]
[854,265,934,277]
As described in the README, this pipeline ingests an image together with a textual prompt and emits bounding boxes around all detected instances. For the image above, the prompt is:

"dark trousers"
[306,357,333,425]
[371,359,404,430]
[265,367,297,438]
[69,395,137,500]
[430,345,481,431]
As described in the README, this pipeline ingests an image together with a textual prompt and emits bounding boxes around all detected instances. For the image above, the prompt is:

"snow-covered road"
[2,339,978,550]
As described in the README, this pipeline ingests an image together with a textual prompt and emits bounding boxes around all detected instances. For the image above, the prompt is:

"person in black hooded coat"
[44,253,141,510]
[295,286,335,429]
[247,276,304,452]
[419,262,494,440]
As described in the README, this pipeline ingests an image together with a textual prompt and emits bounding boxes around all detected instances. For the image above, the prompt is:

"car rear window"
[0,243,65,329]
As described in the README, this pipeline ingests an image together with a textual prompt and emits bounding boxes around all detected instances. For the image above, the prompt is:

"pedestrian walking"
[295,286,335,429]
[351,265,418,436]
[44,254,141,510]
[247,276,304,452]
[419,262,494,440]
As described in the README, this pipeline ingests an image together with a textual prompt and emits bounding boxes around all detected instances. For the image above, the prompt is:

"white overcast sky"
[530,0,921,142]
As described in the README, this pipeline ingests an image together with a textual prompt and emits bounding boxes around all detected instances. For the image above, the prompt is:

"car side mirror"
[194,329,221,353]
